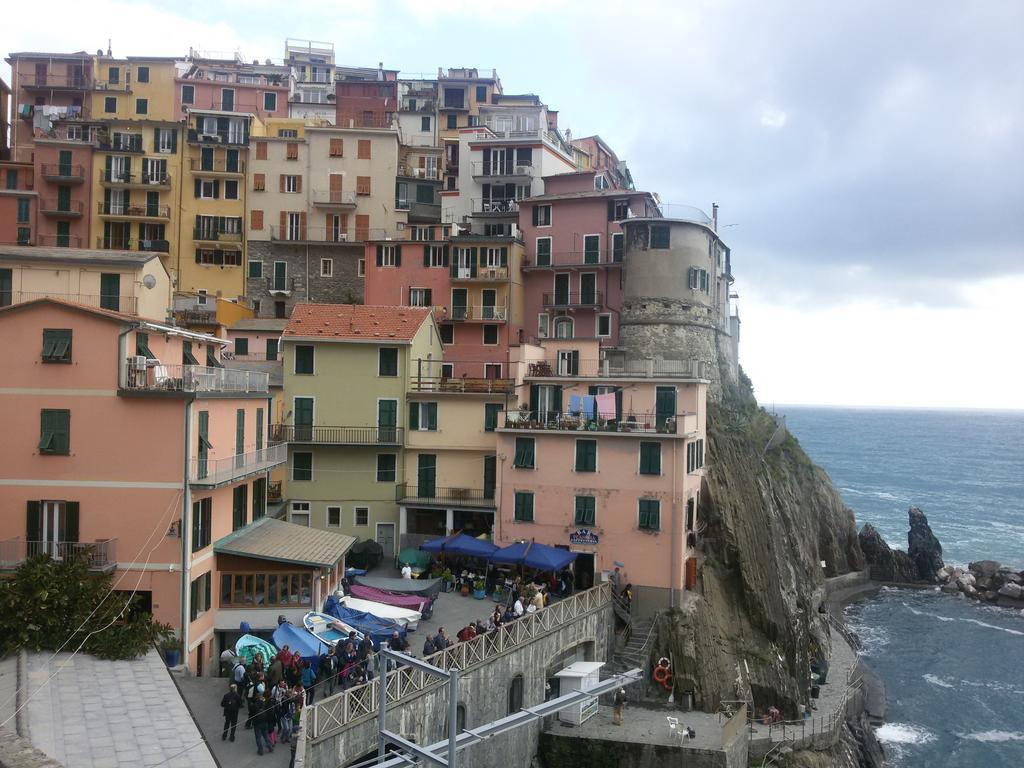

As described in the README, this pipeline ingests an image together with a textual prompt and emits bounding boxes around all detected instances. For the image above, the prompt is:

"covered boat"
[338,595,421,630]
[234,634,276,667]
[347,583,432,616]
[303,611,364,649]
[353,574,443,599]
[323,595,407,648]
[273,620,329,671]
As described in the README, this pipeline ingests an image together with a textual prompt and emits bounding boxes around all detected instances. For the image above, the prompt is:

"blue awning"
[420,532,498,558]
[490,540,577,571]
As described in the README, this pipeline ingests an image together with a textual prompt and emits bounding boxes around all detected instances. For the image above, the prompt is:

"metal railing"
[0,538,116,571]
[449,265,509,281]
[335,112,396,130]
[267,276,297,292]
[312,190,357,206]
[98,138,144,153]
[98,203,171,218]
[189,158,246,173]
[395,483,495,507]
[655,203,714,227]
[440,304,508,322]
[186,128,250,146]
[36,234,83,248]
[19,73,91,89]
[502,409,684,435]
[309,582,610,739]
[527,358,708,379]
[271,424,403,445]
[525,250,623,268]
[542,291,604,308]
[409,376,514,394]
[100,170,172,186]
[193,228,243,242]
[122,361,270,393]
[268,225,359,243]
[191,443,287,486]
[39,199,84,215]
[1,291,136,313]
[470,198,521,214]
[470,161,534,178]
[397,165,439,180]
[399,101,436,113]
[40,164,85,180]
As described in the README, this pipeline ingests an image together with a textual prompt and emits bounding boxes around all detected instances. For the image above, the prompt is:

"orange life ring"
[661,673,673,691]
[653,665,670,684]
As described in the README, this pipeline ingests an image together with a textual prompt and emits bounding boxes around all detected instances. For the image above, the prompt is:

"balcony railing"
[191,443,287,487]
[193,229,242,243]
[312,190,357,206]
[122,362,270,394]
[470,198,520,215]
[408,201,441,221]
[267,276,297,293]
[19,73,91,89]
[440,304,508,322]
[526,250,623,269]
[94,236,169,252]
[395,483,495,508]
[0,538,116,572]
[335,112,395,130]
[449,265,509,281]
[100,170,172,186]
[397,165,439,180]
[36,234,83,248]
[470,161,534,178]
[527,357,709,379]
[268,225,360,243]
[2,291,136,313]
[271,424,403,445]
[543,291,604,309]
[186,128,251,146]
[189,158,246,174]
[409,375,513,394]
[400,101,436,113]
[97,138,144,153]
[502,409,684,435]
[39,199,84,216]
[40,164,85,181]
[98,203,171,219]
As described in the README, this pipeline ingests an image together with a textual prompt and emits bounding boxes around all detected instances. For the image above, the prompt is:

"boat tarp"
[323,594,406,647]
[420,532,498,558]
[234,634,276,666]
[272,621,328,671]
[348,583,430,613]
[352,574,443,599]
[490,541,577,571]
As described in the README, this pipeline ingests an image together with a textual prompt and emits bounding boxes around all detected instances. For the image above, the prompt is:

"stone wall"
[246,241,364,317]
[537,730,748,768]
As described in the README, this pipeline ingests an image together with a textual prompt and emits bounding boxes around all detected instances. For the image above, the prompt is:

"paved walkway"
[550,702,725,750]
[25,649,216,768]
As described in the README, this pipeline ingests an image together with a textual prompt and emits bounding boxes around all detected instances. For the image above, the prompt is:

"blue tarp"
[490,541,577,571]
[323,594,406,648]
[420,532,498,558]
[272,621,328,672]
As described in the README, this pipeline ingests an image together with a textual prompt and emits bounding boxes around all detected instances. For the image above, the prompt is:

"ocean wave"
[959,617,1024,637]
[959,730,1024,743]
[922,673,955,689]
[876,723,935,745]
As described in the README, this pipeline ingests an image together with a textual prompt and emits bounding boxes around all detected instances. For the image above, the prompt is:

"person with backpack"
[273,679,293,743]
[220,684,242,742]
[300,661,317,704]
[319,647,338,697]
[252,687,273,756]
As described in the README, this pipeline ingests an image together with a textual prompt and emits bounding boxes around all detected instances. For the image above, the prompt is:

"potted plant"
[473,579,487,599]
[441,568,454,592]
[158,634,182,667]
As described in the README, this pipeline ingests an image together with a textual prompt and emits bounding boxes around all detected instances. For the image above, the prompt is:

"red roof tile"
[283,304,431,342]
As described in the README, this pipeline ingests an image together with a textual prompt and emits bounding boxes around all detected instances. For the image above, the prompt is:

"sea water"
[779,407,1024,768]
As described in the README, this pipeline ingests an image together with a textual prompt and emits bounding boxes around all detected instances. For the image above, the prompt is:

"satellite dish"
[143,274,157,289]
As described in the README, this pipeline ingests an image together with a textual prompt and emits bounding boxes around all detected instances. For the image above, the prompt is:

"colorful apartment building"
[334,65,398,129]
[0,297,324,674]
[495,338,707,616]
[570,134,634,191]
[436,68,501,192]
[285,39,336,123]
[1,76,11,158]
[518,173,659,348]
[0,158,35,247]
[276,304,441,558]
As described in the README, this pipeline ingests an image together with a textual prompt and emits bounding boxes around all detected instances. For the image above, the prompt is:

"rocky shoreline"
[935,560,1024,607]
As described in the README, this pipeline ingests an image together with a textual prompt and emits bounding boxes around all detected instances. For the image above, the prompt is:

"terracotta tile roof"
[0,297,140,323]
[283,303,430,342]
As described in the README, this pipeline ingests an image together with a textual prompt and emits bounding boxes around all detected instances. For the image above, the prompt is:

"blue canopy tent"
[490,540,577,571]
[323,594,406,648]
[273,620,328,673]
[420,532,498,558]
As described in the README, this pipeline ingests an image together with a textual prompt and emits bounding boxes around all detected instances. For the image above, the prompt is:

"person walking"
[253,691,274,756]
[319,647,338,697]
[613,687,627,725]
[273,679,293,743]
[301,661,317,704]
[220,684,242,742]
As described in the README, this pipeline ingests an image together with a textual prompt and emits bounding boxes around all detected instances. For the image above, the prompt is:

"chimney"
[107,39,112,57]
[377,62,384,81]
[712,203,719,232]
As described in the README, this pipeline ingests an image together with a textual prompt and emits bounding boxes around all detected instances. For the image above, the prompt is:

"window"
[42,329,72,363]
[553,316,574,339]
[327,506,341,527]
[378,348,398,376]
[266,338,278,361]
[357,258,365,277]
[446,114,457,129]
[574,496,596,526]
[612,200,630,220]
[136,66,150,83]
[376,454,397,482]
[181,84,194,104]
[108,67,119,84]
[356,175,371,195]
[425,245,447,267]
[16,198,30,224]
[409,402,438,431]
[222,179,239,200]
[476,85,487,102]
[638,499,661,531]
[39,409,70,455]
[532,204,552,227]
[248,260,263,279]
[358,139,371,159]
[513,437,535,469]
[253,477,267,520]
[439,324,454,345]
[583,235,600,264]
[104,96,116,113]
[612,232,624,262]
[329,138,343,157]
[687,439,705,473]
[537,314,550,339]
[482,325,499,345]
[264,92,277,111]
[157,128,175,153]
[651,225,670,249]
[135,98,148,115]
[251,172,266,192]
[220,571,311,608]
[640,442,662,475]
[596,314,612,338]
[190,572,211,621]
[293,452,313,481]
[355,507,370,526]
[575,439,597,472]
[284,175,299,193]
[191,497,212,551]
[421,116,431,131]
[286,142,299,160]
[408,287,432,307]
[198,179,217,198]
[441,363,454,378]
[294,345,314,375]
[688,267,710,293]
[234,337,249,356]
[5,170,17,190]
[484,403,501,431]
[513,492,534,522]
[290,501,311,527]
[135,331,154,359]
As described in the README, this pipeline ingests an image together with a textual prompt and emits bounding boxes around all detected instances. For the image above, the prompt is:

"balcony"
[526,357,709,380]
[98,203,171,221]
[186,128,250,147]
[397,165,439,180]
[439,304,508,322]
[542,291,604,309]
[172,296,217,324]
[268,225,362,244]
[271,424,404,446]
[190,443,287,488]
[395,483,495,509]
[193,229,242,243]
[97,138,144,154]
[1,290,137,314]
[400,101,436,113]
[19,73,91,90]
[267,276,297,294]
[501,409,692,436]
[189,158,246,175]
[0,538,117,572]
[36,234,84,248]
[94,236,169,252]
[40,164,85,183]
[100,170,172,189]
[312,190,357,207]
[122,362,270,394]
[524,250,623,270]
[408,201,441,222]
[470,161,534,180]
[470,198,520,216]
[450,265,509,282]
[39,199,84,217]
[409,376,514,395]
[335,112,396,130]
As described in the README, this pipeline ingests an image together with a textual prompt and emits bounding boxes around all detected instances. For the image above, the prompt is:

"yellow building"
[437,68,502,192]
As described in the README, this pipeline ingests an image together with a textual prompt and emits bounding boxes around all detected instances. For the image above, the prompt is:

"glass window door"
[451,288,468,320]
[378,399,398,442]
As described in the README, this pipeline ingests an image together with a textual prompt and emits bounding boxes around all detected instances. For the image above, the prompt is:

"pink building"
[495,339,707,616]
[0,159,35,247]
[0,298,351,674]
[518,172,658,348]
[175,58,289,118]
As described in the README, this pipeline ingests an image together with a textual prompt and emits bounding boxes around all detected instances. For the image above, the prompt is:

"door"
[417,454,436,499]
[580,273,597,305]
[200,147,214,171]
[575,553,595,591]
[376,523,396,559]
[221,88,234,111]
[454,249,473,279]
[483,456,496,500]
[111,155,129,182]
[451,288,468,320]
[294,397,313,441]
[266,338,278,361]
[235,409,245,468]
[27,501,78,560]
[0,268,11,306]
[378,399,398,443]
[481,289,497,320]
[146,191,159,217]
[329,173,344,204]
[100,273,120,311]
[655,386,677,431]
[273,262,287,291]
[57,186,71,212]
[225,149,239,173]
[557,350,579,376]
[584,235,600,264]
[58,150,72,177]
[554,274,570,305]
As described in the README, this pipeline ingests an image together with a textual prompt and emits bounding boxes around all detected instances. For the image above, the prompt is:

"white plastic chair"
[666,716,680,741]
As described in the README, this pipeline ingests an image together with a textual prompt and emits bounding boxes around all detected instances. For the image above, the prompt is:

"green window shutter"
[536,238,551,265]
[409,403,420,430]
[423,248,431,267]
[293,452,313,481]
[191,500,202,552]
[170,129,177,153]
[204,573,211,615]
[514,492,534,522]
[484,403,500,431]
[197,411,210,478]
[574,496,595,526]
[608,200,616,221]
[190,578,198,622]
[42,329,72,362]
[442,245,449,266]
[426,402,437,431]
[295,345,314,374]
[639,499,661,530]
[513,437,535,469]
[575,439,596,472]
[26,501,41,543]
[235,409,245,457]
[483,455,496,499]
[499,247,508,266]
[532,205,540,226]
[394,245,402,267]
[570,351,579,376]
[39,409,70,454]
[256,408,264,451]
[61,502,79,543]
[640,442,661,475]
[529,384,539,419]
[376,244,383,266]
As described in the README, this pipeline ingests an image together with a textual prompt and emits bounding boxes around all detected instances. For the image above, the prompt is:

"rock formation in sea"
[859,507,945,583]
[936,560,1024,607]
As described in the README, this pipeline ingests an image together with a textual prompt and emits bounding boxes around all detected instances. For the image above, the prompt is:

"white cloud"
[759,105,788,129]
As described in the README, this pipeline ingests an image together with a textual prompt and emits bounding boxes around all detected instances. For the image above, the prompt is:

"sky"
[4,0,1023,409]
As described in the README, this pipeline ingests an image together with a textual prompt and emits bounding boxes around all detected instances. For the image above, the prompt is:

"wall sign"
[569,528,599,546]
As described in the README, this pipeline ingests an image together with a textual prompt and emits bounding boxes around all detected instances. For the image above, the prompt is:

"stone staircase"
[604,617,654,701]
